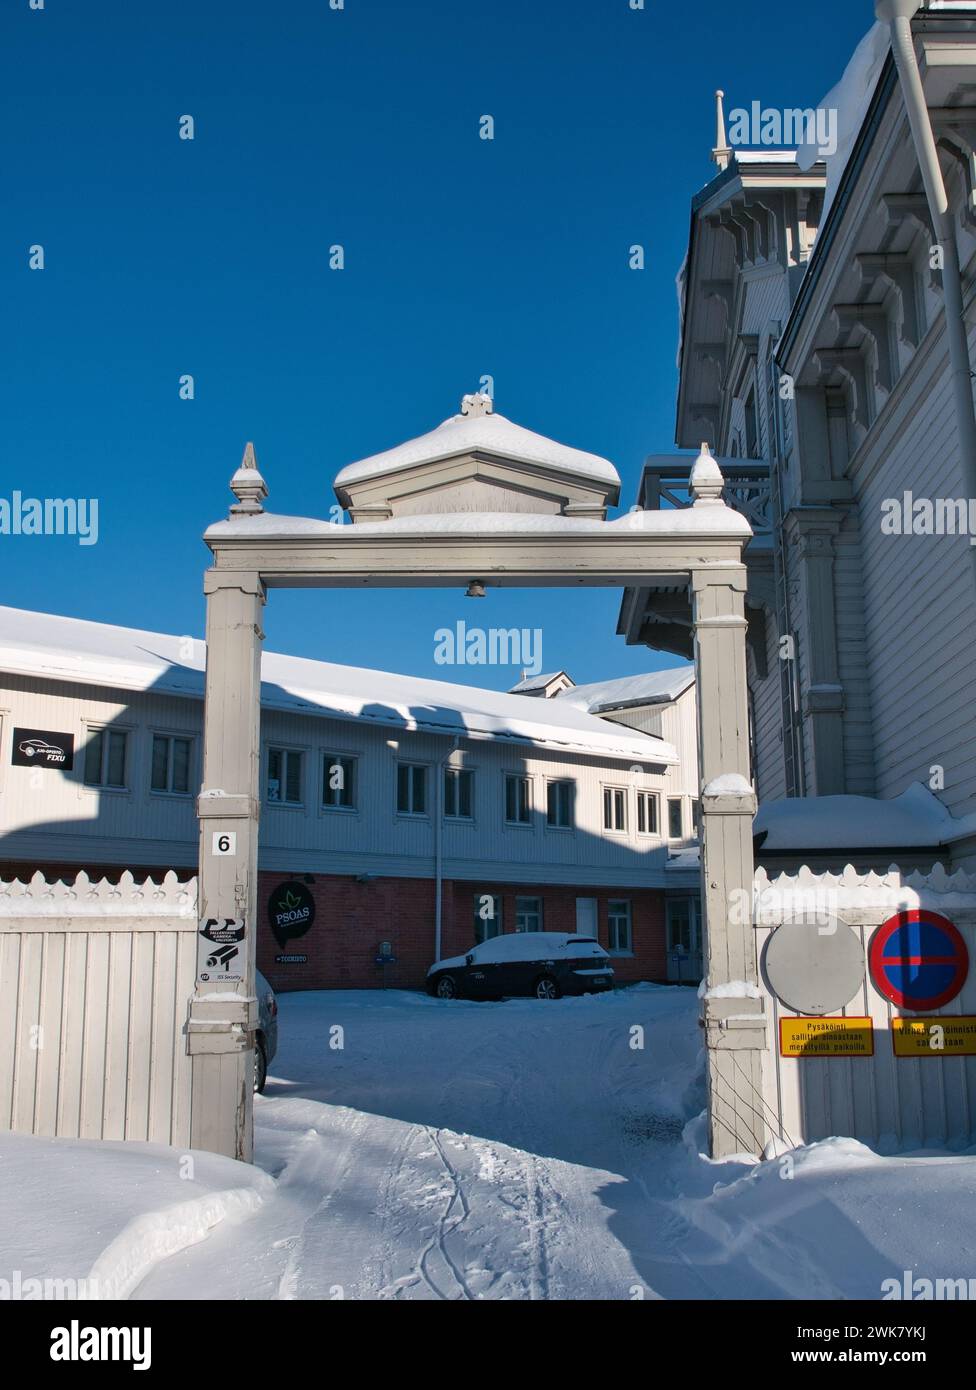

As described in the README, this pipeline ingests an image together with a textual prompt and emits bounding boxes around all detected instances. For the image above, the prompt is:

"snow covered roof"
[333,407,620,490]
[507,671,573,695]
[754,782,976,853]
[0,606,677,766]
[555,666,694,715]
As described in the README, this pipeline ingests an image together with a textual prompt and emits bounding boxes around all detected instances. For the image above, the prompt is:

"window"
[608,899,632,954]
[151,734,192,794]
[444,767,473,819]
[267,747,303,805]
[691,797,700,837]
[473,892,502,943]
[84,729,128,789]
[323,754,356,810]
[546,780,574,828]
[636,790,659,836]
[516,896,542,932]
[397,762,427,815]
[505,774,531,824]
[745,386,759,459]
[668,797,684,839]
[603,786,626,832]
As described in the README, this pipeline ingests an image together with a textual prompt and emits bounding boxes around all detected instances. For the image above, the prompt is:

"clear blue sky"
[2,0,871,688]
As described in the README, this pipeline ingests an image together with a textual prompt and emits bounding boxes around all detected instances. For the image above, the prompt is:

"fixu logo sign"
[268,881,316,949]
[12,727,74,770]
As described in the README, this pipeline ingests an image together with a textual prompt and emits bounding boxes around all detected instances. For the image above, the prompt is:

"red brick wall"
[260,871,668,992]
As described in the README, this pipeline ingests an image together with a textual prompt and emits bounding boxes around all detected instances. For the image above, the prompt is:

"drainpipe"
[434,736,460,964]
[876,1,976,522]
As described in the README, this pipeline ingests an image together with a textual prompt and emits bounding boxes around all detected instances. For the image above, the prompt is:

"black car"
[426,931,614,1001]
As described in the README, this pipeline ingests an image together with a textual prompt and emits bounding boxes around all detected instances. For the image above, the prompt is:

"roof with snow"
[754,783,976,853]
[333,406,620,491]
[508,671,573,695]
[0,607,676,767]
[555,666,694,715]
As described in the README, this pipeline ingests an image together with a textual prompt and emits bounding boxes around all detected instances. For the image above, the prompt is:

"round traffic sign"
[869,910,969,1012]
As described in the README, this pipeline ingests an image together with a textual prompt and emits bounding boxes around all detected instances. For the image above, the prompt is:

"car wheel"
[435,974,458,1000]
[534,975,560,1000]
[254,1037,268,1094]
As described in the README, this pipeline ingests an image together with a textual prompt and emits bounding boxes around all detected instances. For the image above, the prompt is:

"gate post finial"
[229,441,268,515]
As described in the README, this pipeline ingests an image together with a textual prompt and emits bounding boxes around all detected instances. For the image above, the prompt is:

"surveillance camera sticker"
[197,917,246,982]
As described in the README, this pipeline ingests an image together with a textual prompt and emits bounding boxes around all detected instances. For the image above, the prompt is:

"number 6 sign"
[212,831,237,856]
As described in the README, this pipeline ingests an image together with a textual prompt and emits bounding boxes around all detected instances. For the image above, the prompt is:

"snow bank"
[0,1132,273,1299]
[755,780,976,851]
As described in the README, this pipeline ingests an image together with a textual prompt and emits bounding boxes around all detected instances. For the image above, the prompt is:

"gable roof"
[0,606,676,767]
[555,667,695,715]
[333,408,620,490]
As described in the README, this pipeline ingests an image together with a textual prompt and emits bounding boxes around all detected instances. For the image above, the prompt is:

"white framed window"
[668,797,684,839]
[636,790,659,836]
[84,728,128,789]
[608,899,632,955]
[444,767,473,819]
[267,746,304,805]
[603,785,627,833]
[546,779,574,828]
[397,762,428,815]
[473,891,502,943]
[323,753,356,810]
[150,733,193,795]
[515,896,543,932]
[505,773,531,824]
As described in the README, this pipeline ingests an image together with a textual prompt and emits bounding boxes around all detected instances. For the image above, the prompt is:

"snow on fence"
[0,872,197,1147]
[754,863,976,1150]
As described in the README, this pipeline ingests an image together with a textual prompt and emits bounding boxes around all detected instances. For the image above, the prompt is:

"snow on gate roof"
[0,606,676,766]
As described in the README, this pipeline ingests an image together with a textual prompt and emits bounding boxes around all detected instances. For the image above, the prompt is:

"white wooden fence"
[755,864,976,1151]
[0,872,197,1147]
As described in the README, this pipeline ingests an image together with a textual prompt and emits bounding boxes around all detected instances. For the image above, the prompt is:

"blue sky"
[2,0,871,688]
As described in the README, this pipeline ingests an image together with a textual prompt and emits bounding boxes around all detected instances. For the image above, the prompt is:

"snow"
[704,773,753,796]
[0,606,676,767]
[698,980,762,1000]
[206,504,753,540]
[797,20,891,226]
[7,987,976,1301]
[429,931,608,975]
[755,781,976,851]
[333,409,620,490]
[555,665,693,715]
[0,1132,272,1299]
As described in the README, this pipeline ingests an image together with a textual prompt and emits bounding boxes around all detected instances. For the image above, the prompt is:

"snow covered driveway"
[6,984,976,1301]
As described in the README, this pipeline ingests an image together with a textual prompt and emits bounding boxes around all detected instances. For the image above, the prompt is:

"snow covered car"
[426,932,614,1001]
[255,969,278,1093]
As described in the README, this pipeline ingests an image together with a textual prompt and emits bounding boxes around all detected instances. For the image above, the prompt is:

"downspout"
[434,736,460,964]
[876,1,976,521]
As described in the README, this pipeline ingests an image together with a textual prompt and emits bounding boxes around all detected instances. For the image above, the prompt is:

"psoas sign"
[869,910,969,1012]
[12,727,74,770]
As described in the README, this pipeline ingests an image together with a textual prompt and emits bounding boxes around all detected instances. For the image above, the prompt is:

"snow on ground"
[4,985,976,1300]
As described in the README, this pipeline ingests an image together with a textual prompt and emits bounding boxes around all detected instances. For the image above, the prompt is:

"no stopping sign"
[869,910,969,1012]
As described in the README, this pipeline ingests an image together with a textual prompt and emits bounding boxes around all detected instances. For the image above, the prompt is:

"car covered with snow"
[255,969,278,1093]
[426,932,614,1001]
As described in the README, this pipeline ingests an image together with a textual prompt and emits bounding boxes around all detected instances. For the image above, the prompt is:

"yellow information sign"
[779,1017,874,1058]
[892,1016,976,1057]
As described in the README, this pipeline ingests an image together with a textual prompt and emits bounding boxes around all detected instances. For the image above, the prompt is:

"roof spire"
[711,89,732,171]
[460,391,493,418]
[229,440,268,515]
[690,441,725,506]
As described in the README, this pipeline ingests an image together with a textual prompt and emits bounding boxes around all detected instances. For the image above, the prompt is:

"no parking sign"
[869,910,969,1013]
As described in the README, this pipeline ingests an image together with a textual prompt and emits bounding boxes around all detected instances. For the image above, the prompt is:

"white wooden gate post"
[189,568,265,1160]
[689,446,766,1159]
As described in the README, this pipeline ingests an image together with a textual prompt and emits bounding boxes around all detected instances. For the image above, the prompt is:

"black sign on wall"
[268,881,316,950]
[12,727,74,770]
